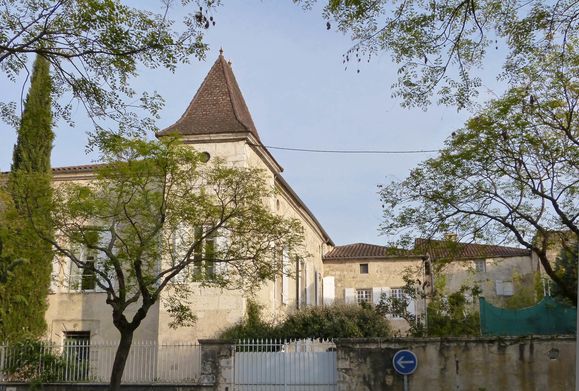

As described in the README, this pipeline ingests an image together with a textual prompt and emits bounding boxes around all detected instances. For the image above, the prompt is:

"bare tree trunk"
[109,329,134,391]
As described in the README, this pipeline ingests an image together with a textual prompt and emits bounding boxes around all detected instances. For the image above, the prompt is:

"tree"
[375,269,481,337]
[0,0,218,134]
[552,241,579,304]
[306,0,578,109]
[275,303,391,339]
[22,135,304,390]
[1,54,54,341]
[379,49,579,303]
[220,300,392,340]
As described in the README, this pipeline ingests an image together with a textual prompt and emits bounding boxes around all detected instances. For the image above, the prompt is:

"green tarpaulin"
[479,296,576,336]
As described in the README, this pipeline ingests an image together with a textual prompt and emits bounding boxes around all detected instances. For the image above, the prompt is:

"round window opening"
[200,152,211,163]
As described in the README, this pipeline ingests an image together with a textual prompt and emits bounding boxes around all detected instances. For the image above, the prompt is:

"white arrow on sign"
[396,356,415,369]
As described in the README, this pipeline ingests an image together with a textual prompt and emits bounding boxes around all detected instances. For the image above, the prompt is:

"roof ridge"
[416,237,527,251]
[156,53,260,139]
[219,55,253,135]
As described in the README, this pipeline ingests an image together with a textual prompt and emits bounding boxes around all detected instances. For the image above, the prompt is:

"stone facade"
[44,54,333,345]
[335,336,575,391]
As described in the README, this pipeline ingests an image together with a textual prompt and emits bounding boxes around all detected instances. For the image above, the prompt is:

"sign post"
[392,349,418,391]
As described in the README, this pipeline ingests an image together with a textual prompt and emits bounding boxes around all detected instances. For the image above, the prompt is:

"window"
[64,331,90,381]
[70,245,99,292]
[424,260,431,275]
[390,288,404,300]
[173,224,221,282]
[359,263,369,274]
[356,289,372,304]
[474,260,486,273]
[69,228,112,292]
[199,151,211,163]
[496,280,514,296]
[192,226,216,278]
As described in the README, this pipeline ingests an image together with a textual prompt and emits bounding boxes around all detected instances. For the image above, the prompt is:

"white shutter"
[323,276,335,305]
[50,257,62,293]
[172,224,189,283]
[281,249,289,304]
[305,263,310,305]
[372,288,383,305]
[495,280,504,295]
[502,281,514,296]
[344,288,356,304]
[314,270,320,306]
[213,229,228,275]
[95,230,112,292]
[406,296,416,315]
[68,244,83,291]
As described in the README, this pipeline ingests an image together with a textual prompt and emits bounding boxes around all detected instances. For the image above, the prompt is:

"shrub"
[220,300,275,340]
[220,301,392,340]
[274,303,391,339]
[3,339,68,383]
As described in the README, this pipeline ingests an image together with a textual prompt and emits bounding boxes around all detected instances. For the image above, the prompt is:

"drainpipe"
[423,254,432,332]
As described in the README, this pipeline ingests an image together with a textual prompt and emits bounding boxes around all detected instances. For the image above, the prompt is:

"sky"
[0,1,502,246]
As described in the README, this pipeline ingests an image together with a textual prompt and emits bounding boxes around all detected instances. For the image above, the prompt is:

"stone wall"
[335,336,575,391]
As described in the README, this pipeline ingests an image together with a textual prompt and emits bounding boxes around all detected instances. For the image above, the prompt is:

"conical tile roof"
[157,53,259,139]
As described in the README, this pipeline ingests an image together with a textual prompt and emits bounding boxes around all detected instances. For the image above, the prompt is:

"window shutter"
[495,280,503,295]
[95,230,112,292]
[344,288,355,304]
[50,258,63,293]
[172,223,190,283]
[502,281,514,296]
[314,270,321,306]
[322,276,335,305]
[68,244,83,291]
[304,263,310,306]
[372,287,383,305]
[281,249,289,304]
[406,296,416,315]
[213,228,228,275]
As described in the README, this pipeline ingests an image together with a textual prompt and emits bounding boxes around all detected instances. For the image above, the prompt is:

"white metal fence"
[0,341,202,384]
[234,339,337,390]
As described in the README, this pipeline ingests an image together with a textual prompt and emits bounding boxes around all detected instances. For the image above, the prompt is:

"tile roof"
[276,175,334,246]
[324,243,413,260]
[51,164,101,174]
[414,238,531,260]
[156,53,259,140]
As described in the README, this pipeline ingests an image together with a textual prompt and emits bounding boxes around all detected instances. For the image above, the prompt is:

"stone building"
[45,53,334,345]
[414,237,535,304]
[322,239,536,332]
[322,243,425,331]
[44,53,541,345]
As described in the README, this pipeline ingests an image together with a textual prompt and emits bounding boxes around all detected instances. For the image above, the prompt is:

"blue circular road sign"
[392,349,418,375]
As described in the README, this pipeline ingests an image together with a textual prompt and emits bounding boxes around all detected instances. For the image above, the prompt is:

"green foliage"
[312,0,577,109]
[503,272,541,309]
[379,48,579,303]
[1,55,54,342]
[10,55,53,174]
[276,303,391,339]
[2,339,68,383]
[552,243,578,305]
[220,300,275,340]
[376,270,480,337]
[221,301,392,340]
[426,286,481,337]
[0,1,218,134]
[23,134,305,388]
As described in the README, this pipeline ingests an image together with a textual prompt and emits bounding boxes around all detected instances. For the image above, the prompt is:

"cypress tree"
[2,54,54,341]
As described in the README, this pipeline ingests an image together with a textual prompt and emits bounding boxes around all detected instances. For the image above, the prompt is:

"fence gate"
[233,339,337,390]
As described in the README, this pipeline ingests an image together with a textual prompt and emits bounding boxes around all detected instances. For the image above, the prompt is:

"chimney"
[444,232,458,242]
